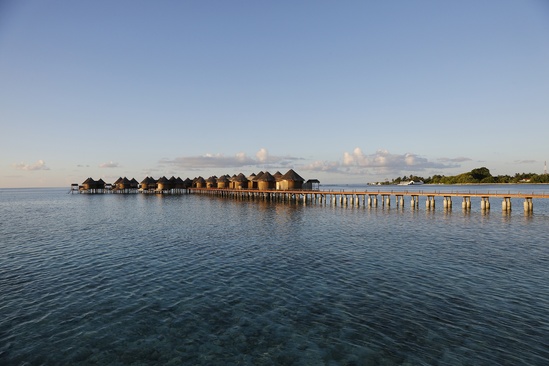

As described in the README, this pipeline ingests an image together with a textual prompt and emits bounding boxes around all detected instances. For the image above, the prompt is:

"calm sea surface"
[1,185,548,365]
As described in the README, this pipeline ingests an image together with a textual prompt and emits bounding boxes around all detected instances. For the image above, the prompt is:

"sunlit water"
[1,186,548,365]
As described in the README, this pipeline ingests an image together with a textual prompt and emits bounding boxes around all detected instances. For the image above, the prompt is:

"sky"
[1,0,548,188]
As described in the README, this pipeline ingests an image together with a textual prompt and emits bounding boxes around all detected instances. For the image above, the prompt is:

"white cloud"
[13,160,50,171]
[256,148,269,163]
[161,148,300,170]
[301,160,341,173]
[342,148,453,170]
[301,148,460,176]
[235,152,248,162]
[99,161,119,168]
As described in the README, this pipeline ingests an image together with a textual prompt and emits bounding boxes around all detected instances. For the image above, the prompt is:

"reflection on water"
[0,188,548,365]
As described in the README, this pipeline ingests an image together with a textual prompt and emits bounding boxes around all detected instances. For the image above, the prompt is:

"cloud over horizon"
[99,161,120,168]
[13,160,50,171]
[160,148,301,171]
[437,157,472,163]
[301,148,461,176]
[514,159,536,164]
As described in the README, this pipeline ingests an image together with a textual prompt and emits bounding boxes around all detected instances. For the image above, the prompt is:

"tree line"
[390,167,549,185]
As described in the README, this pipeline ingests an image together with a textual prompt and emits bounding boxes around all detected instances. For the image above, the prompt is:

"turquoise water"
[1,187,548,365]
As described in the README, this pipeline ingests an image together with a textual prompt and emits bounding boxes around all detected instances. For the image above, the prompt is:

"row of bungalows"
[79,178,108,193]
[194,169,319,191]
[76,169,319,194]
[78,176,192,193]
[113,177,140,193]
[140,176,192,193]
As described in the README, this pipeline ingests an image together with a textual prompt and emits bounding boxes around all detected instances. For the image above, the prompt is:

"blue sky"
[1,0,548,188]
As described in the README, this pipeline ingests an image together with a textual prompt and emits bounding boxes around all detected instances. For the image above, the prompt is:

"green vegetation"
[390,167,549,185]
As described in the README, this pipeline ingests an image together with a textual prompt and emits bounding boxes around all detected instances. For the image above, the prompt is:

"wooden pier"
[187,187,549,214]
[71,181,549,214]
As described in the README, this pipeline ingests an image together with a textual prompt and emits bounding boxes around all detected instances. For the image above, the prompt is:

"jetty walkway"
[188,187,549,213]
[71,184,549,213]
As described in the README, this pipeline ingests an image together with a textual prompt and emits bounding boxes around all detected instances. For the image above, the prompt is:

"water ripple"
[0,189,548,364]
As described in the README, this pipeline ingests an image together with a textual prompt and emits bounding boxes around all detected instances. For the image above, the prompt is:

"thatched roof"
[206,176,217,183]
[281,169,305,181]
[253,171,264,181]
[113,177,123,184]
[141,177,151,185]
[96,178,106,185]
[273,171,283,181]
[130,178,138,184]
[217,175,229,183]
[82,177,95,185]
[258,171,275,182]
[233,173,248,182]
[157,176,169,184]
[183,178,193,186]
[122,177,131,185]
[247,173,256,180]
[195,176,206,184]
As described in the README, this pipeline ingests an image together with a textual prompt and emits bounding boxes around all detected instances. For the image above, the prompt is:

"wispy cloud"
[13,160,50,171]
[99,161,119,168]
[161,148,301,171]
[300,160,342,174]
[514,159,536,164]
[438,157,472,163]
[301,148,461,176]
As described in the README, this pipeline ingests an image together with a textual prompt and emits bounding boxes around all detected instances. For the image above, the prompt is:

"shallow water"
[1,187,548,365]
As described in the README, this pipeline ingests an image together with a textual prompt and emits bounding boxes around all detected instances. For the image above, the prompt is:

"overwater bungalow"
[304,179,321,190]
[230,173,248,189]
[169,176,177,191]
[79,177,105,193]
[115,177,134,193]
[206,176,217,188]
[175,177,186,191]
[217,175,230,188]
[194,177,206,188]
[257,171,276,190]
[250,171,263,190]
[80,177,96,192]
[156,176,171,191]
[140,177,152,191]
[278,169,305,190]
[96,178,106,191]
[148,177,157,191]
[273,171,283,182]
[113,177,123,189]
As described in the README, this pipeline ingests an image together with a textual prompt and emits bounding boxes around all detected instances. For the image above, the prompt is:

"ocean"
[1,185,548,365]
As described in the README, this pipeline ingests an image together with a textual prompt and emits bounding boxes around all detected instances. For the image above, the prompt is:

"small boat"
[399,180,424,186]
